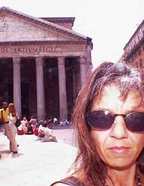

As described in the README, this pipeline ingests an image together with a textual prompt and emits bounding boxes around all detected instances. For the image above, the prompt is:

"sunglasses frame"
[85,110,144,133]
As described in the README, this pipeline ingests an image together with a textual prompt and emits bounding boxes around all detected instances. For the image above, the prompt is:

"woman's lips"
[108,146,130,153]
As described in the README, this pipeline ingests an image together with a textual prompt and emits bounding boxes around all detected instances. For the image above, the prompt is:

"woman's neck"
[107,164,136,186]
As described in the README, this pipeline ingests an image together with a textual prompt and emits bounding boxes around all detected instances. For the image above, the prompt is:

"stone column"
[86,45,93,72]
[58,56,68,121]
[80,56,87,86]
[13,57,21,117]
[36,57,45,120]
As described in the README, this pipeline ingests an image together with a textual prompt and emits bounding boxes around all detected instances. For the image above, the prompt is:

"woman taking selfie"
[51,62,144,186]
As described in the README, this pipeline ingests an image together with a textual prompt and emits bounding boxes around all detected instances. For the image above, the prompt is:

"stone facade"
[123,20,144,70]
[0,7,93,121]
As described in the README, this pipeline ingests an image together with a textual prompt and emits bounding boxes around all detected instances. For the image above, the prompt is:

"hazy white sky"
[0,0,144,67]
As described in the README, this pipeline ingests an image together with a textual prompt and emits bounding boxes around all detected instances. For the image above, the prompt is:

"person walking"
[8,103,18,153]
[0,102,18,154]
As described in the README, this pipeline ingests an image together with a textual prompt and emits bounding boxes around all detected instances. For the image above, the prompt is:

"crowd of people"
[16,116,57,142]
[16,116,70,135]
[0,102,71,155]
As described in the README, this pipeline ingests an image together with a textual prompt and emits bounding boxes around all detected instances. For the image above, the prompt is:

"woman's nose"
[110,116,128,139]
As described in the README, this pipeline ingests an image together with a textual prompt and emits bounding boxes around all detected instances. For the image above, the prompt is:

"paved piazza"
[0,128,77,186]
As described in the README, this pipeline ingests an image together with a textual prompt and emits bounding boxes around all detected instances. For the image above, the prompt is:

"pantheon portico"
[0,7,93,121]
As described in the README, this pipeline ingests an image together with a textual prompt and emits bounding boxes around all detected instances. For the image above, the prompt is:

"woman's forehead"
[91,84,143,111]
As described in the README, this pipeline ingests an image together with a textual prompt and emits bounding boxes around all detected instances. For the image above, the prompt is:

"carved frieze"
[0,43,85,57]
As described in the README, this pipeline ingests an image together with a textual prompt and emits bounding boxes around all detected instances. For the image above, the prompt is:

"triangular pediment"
[0,7,87,42]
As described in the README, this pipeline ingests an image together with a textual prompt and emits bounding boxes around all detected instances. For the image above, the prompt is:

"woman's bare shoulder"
[51,183,69,186]
[50,175,83,186]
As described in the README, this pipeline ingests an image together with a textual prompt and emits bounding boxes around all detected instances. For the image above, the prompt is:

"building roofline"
[124,20,144,49]
[0,6,92,42]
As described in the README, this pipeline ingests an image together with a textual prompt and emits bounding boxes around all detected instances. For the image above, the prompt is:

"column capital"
[13,57,21,64]
[80,56,86,64]
[35,57,44,65]
[36,56,43,60]
[58,56,65,65]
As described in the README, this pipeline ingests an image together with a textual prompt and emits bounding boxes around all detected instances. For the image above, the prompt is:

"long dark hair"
[72,62,144,186]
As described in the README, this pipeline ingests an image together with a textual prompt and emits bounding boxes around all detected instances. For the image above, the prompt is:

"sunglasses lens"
[126,112,144,132]
[86,110,114,130]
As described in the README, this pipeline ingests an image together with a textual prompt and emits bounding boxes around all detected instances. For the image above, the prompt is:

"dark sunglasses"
[85,110,144,133]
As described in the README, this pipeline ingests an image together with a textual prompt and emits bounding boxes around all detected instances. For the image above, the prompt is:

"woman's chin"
[106,160,135,170]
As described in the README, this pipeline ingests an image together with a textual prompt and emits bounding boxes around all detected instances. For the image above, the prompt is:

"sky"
[0,0,143,67]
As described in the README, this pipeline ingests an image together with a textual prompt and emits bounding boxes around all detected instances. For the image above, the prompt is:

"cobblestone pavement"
[0,128,77,186]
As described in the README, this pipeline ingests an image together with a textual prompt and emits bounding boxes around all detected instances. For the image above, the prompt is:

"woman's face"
[90,84,144,169]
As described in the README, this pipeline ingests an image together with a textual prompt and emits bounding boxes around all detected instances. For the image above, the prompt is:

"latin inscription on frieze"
[0,43,85,57]
[0,45,62,56]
